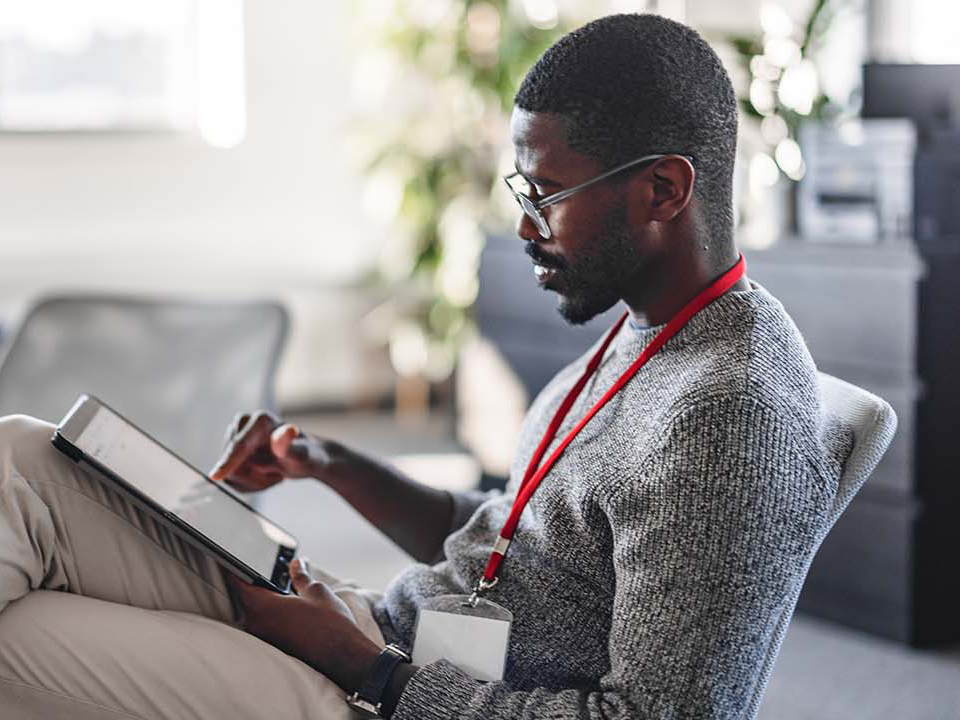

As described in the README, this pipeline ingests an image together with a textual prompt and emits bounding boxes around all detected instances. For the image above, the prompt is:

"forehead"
[509,108,596,178]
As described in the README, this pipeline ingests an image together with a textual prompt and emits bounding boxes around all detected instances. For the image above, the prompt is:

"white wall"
[687,0,821,33]
[0,1,394,405]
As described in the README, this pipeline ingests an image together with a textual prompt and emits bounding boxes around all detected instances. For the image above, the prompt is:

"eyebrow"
[515,166,562,188]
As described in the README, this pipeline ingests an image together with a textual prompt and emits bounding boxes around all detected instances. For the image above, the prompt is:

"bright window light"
[911,0,960,63]
[197,0,246,148]
[0,0,246,147]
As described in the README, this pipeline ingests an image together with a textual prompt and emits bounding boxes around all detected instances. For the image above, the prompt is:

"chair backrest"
[743,371,898,718]
[0,295,288,471]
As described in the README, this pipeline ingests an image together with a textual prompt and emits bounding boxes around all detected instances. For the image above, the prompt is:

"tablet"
[52,394,297,594]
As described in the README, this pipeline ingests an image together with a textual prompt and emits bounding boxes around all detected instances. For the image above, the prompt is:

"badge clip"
[464,576,498,608]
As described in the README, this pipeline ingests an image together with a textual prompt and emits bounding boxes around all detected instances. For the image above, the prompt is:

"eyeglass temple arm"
[537,153,692,209]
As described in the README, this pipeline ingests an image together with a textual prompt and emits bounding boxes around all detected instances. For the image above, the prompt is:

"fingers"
[290,556,314,595]
[269,423,300,459]
[225,572,259,613]
[223,468,284,493]
[226,573,282,632]
[223,412,250,448]
[210,412,276,481]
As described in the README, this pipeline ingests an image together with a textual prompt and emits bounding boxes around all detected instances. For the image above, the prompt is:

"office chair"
[0,295,288,472]
[744,372,898,718]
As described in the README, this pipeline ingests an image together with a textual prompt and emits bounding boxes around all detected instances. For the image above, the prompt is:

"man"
[0,14,851,719]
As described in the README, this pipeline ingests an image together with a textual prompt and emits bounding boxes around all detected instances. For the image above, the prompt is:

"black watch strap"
[347,644,411,717]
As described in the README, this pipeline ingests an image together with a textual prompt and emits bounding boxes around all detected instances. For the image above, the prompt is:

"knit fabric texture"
[375,281,853,719]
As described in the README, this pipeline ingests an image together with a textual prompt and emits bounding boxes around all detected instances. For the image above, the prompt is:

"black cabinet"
[747,240,960,646]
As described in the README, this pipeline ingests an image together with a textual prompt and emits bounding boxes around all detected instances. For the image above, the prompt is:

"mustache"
[524,242,566,270]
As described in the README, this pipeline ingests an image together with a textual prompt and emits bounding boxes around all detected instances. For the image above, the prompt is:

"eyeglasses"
[502,153,693,239]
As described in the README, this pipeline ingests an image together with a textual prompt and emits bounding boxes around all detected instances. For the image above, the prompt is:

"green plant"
[352,1,572,381]
[724,0,857,182]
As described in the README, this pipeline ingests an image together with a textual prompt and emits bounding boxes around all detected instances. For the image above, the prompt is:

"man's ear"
[639,156,695,223]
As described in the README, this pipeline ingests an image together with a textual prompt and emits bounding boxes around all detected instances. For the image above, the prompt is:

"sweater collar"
[611,279,766,356]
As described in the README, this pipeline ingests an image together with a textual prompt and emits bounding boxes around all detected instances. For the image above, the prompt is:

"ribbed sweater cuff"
[391,660,478,720]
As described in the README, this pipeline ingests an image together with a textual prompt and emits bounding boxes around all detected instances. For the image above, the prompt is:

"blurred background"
[0,1,958,717]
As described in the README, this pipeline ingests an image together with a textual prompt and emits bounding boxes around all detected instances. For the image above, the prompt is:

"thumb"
[290,556,314,595]
[270,423,300,459]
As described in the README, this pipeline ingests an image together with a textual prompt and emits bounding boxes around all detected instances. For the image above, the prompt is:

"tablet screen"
[74,404,295,580]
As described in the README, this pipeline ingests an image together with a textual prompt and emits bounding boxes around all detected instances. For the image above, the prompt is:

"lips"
[524,243,564,288]
[533,264,557,286]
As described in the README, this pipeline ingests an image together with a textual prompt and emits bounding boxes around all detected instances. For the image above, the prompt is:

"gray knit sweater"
[374,281,853,719]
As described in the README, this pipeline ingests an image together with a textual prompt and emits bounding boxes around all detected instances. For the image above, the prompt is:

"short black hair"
[515,13,738,251]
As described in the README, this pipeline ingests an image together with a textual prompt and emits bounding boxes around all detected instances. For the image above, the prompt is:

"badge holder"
[411,581,513,682]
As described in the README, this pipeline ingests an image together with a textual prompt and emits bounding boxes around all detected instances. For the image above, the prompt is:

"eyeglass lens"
[513,193,550,238]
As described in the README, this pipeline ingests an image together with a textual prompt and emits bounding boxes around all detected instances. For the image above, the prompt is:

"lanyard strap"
[477,255,747,592]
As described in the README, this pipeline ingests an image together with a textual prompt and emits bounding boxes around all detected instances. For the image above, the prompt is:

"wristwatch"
[346,643,411,718]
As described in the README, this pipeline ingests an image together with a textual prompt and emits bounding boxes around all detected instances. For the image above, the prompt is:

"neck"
[623,248,747,326]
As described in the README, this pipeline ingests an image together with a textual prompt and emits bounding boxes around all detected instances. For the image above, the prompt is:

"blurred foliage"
[724,0,855,181]
[353,0,572,381]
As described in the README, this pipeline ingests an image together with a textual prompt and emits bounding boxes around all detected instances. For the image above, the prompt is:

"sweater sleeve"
[428,487,503,564]
[392,395,831,719]
[446,488,501,535]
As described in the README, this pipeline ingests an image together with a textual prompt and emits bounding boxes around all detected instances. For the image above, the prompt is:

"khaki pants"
[0,414,384,720]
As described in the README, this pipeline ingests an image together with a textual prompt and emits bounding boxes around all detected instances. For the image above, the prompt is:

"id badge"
[412,594,513,681]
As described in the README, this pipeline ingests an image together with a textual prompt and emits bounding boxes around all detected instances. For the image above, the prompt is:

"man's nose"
[516,209,545,243]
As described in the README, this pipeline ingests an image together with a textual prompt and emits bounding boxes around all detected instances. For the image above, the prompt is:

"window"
[871,0,960,64]
[911,0,960,63]
[0,0,246,147]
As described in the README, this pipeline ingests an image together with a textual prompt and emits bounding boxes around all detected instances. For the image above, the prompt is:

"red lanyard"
[477,255,747,591]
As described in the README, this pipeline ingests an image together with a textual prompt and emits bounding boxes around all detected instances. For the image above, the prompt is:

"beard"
[528,203,642,325]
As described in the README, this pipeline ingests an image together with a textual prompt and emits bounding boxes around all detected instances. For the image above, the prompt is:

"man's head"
[510,13,739,324]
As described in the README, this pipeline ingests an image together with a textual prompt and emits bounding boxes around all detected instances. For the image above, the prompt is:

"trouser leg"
[0,414,232,618]
[0,414,387,719]
[0,588,384,720]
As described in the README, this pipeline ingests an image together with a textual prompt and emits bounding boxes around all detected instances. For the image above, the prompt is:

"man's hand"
[227,558,382,693]
[210,411,340,491]
[212,412,455,566]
